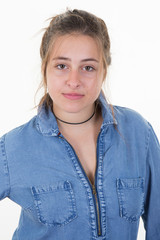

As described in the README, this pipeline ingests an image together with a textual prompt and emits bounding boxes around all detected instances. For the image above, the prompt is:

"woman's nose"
[66,69,81,88]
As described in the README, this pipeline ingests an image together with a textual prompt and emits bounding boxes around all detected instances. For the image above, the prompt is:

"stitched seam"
[0,135,11,197]
[62,138,97,238]
[31,181,77,227]
[145,122,152,161]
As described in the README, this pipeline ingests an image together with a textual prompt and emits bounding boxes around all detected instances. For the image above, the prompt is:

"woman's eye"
[84,66,95,72]
[56,64,67,70]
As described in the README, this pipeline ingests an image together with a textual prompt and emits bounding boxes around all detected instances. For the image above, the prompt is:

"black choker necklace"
[54,110,96,125]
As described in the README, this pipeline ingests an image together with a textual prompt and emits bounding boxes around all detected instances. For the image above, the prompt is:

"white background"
[0,0,160,239]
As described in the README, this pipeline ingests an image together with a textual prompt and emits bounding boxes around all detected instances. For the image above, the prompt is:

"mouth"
[62,93,84,100]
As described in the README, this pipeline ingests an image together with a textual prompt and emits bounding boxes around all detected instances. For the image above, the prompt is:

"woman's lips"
[62,93,84,100]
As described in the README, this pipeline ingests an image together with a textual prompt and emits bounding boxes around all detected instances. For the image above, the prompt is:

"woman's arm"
[0,135,10,200]
[142,123,160,239]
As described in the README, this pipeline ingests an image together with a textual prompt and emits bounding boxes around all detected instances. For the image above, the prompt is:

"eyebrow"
[52,57,99,63]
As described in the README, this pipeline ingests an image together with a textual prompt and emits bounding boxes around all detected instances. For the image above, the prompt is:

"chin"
[61,104,85,114]
[63,107,82,114]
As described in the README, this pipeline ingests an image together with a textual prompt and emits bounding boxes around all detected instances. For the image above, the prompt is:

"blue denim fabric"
[0,92,160,240]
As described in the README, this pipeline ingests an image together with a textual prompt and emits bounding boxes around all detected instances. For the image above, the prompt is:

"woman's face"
[46,34,105,116]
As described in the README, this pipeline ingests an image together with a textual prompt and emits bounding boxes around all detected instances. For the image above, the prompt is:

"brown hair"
[37,9,111,108]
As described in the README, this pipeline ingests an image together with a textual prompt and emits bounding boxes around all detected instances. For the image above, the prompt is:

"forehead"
[49,34,101,60]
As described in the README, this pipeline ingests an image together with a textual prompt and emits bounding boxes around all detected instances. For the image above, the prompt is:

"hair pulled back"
[38,9,111,108]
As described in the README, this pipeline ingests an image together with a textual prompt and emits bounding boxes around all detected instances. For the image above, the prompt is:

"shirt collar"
[36,91,117,137]
[98,91,117,128]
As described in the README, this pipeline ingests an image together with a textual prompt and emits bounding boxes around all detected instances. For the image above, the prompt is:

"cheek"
[86,81,103,101]
[46,67,58,89]
[47,73,62,92]
[92,81,103,98]
[89,74,103,91]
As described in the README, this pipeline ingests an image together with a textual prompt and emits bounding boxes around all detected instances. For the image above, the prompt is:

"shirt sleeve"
[142,123,160,239]
[0,135,10,200]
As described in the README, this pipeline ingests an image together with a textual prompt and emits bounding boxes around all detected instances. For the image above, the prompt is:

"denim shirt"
[0,93,160,240]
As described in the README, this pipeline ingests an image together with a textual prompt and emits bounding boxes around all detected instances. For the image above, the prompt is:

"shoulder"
[0,115,38,149]
[113,105,151,135]
[113,105,148,126]
[111,105,157,157]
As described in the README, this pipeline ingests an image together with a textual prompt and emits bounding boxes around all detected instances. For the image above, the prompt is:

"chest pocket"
[116,177,144,223]
[31,180,77,227]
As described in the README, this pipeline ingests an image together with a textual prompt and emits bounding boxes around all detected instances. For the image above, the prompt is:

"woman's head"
[39,9,111,108]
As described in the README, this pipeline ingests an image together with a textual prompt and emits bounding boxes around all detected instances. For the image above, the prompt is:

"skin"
[46,34,105,123]
[46,34,105,183]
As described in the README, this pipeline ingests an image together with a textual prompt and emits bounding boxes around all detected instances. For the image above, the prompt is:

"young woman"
[0,9,160,240]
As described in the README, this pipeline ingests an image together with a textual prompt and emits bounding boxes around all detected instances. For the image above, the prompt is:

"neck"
[53,104,95,126]
[57,108,103,141]
[54,104,102,136]
[54,109,95,125]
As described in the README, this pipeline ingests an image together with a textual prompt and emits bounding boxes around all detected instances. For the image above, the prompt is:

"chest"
[9,136,145,240]
[69,139,97,184]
